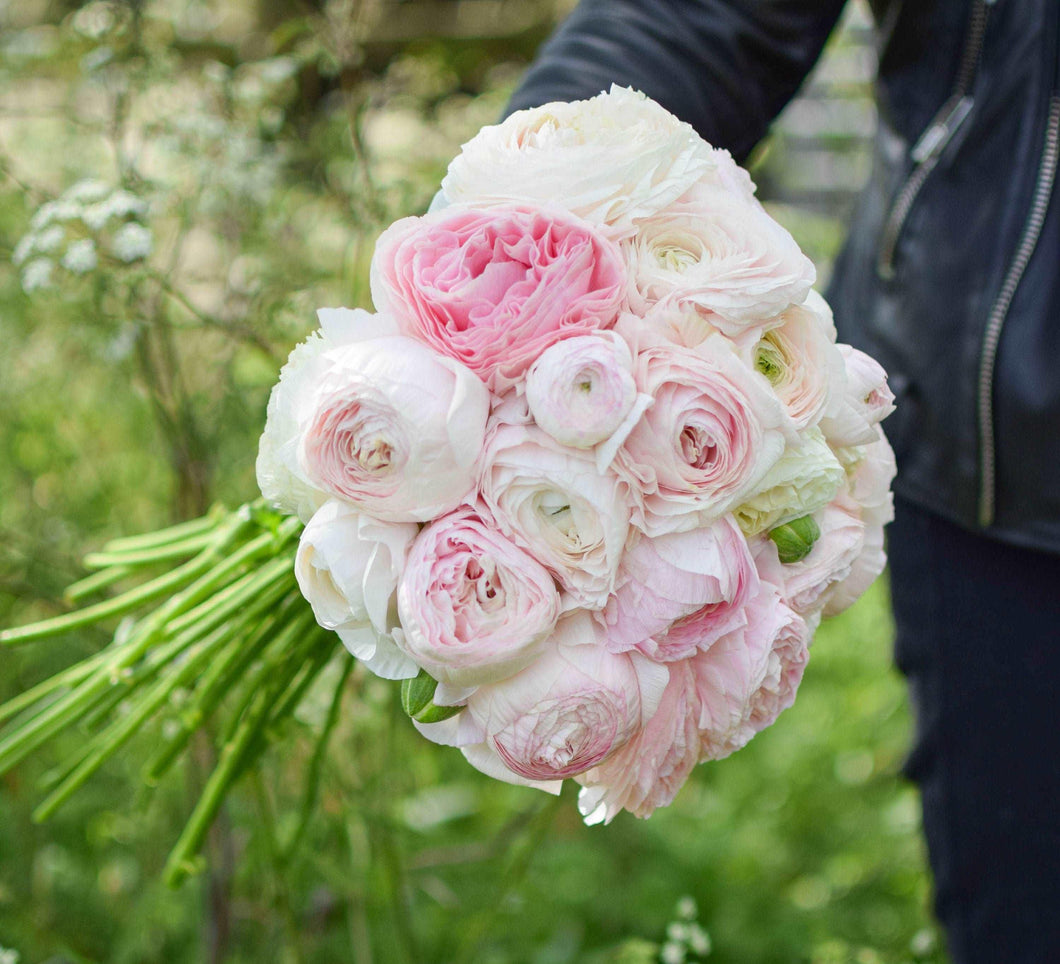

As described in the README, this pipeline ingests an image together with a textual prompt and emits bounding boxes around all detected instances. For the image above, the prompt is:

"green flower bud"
[400,669,462,724]
[768,514,821,564]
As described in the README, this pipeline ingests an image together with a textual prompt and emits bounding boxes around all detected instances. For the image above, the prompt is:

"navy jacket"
[508,0,1060,553]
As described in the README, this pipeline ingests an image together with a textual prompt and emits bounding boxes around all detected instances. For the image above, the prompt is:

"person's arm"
[506,0,849,162]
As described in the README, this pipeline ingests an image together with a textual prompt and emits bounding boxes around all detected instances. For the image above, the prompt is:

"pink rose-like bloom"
[621,336,789,536]
[478,414,634,610]
[524,333,652,465]
[755,503,866,617]
[396,506,561,688]
[743,293,844,431]
[370,204,627,392]
[624,182,816,328]
[692,583,810,761]
[598,517,758,661]
[299,336,489,523]
[462,613,670,783]
[576,660,700,823]
[819,345,897,447]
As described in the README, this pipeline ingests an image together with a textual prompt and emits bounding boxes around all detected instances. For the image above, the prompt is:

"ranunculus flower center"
[680,424,717,469]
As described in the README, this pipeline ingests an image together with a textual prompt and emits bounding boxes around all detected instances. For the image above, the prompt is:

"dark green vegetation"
[0,2,944,961]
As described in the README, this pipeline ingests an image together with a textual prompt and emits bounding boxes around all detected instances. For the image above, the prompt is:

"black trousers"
[887,497,1060,963]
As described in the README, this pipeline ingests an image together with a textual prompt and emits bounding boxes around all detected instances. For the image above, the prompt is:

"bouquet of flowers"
[1,87,894,878]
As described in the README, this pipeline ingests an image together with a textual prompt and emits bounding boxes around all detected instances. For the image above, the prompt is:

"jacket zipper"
[876,0,994,280]
[976,95,1060,527]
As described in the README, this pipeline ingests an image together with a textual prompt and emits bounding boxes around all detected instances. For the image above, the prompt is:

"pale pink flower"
[576,660,700,823]
[621,336,789,536]
[598,517,758,661]
[298,335,489,522]
[524,333,652,467]
[819,345,896,447]
[395,506,561,687]
[692,584,810,760]
[370,204,626,392]
[257,307,400,522]
[462,612,670,783]
[755,503,866,617]
[478,412,634,609]
[624,182,815,327]
[742,292,844,430]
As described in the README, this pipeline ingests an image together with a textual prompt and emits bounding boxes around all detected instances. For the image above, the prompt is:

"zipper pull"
[911,95,974,164]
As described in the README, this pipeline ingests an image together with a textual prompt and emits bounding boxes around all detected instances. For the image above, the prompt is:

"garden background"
[0,1,944,961]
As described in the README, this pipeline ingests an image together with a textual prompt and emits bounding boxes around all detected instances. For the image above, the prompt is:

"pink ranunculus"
[742,293,845,431]
[819,345,896,447]
[576,659,700,823]
[257,307,400,523]
[692,584,810,761]
[524,333,652,466]
[395,506,562,688]
[822,519,887,617]
[462,612,670,783]
[839,427,897,528]
[620,336,789,536]
[598,517,757,661]
[623,181,816,327]
[755,503,866,617]
[478,411,634,610]
[369,204,627,392]
[298,335,489,522]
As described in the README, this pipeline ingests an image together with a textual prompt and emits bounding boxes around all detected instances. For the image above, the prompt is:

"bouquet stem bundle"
[0,502,340,885]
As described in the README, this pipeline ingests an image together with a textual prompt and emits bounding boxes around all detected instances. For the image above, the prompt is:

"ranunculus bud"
[401,670,463,724]
[768,514,821,564]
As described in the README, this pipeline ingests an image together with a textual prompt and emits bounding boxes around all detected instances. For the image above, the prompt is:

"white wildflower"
[62,239,98,274]
[12,233,36,266]
[21,257,54,292]
[65,178,111,204]
[30,198,82,231]
[661,942,686,964]
[110,222,152,262]
[35,224,66,253]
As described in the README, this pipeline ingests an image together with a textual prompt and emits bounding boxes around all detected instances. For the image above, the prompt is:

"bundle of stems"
[0,500,344,886]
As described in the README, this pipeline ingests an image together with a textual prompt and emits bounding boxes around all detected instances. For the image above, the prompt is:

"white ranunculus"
[294,499,417,636]
[624,182,816,327]
[439,86,720,236]
[733,427,846,536]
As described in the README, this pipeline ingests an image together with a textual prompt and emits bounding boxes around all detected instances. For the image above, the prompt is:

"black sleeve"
[505,0,849,162]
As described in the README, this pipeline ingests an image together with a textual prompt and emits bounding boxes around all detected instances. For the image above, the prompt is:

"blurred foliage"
[0,1,944,962]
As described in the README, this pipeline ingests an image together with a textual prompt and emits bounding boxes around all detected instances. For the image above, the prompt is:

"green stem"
[143,605,308,783]
[163,633,320,888]
[64,566,134,604]
[0,650,112,727]
[100,507,225,554]
[1,507,255,646]
[83,531,217,569]
[281,655,353,863]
